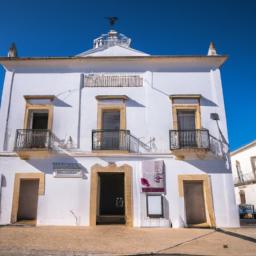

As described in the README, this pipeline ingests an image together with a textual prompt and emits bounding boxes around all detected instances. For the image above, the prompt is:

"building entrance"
[17,179,39,224]
[97,173,125,224]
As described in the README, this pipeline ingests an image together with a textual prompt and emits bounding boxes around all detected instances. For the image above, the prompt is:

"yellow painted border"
[11,172,45,223]
[97,104,126,130]
[24,103,53,129]
[172,105,201,130]
[90,163,133,226]
[178,174,215,228]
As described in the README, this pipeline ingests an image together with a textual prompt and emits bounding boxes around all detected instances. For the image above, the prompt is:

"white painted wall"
[0,156,239,227]
[0,49,239,227]
[231,143,256,178]
[0,66,228,156]
[231,142,256,208]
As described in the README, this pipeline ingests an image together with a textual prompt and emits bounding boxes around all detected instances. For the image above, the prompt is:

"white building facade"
[0,30,239,228]
[231,141,256,208]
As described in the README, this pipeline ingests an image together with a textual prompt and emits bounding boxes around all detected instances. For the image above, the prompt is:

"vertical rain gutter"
[77,73,83,148]
[3,71,15,151]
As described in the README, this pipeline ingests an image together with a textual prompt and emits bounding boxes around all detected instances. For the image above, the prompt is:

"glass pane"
[102,111,120,130]
[177,110,196,130]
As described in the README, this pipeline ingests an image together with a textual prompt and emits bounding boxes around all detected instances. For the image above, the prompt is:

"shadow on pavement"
[216,228,256,243]
[129,254,208,256]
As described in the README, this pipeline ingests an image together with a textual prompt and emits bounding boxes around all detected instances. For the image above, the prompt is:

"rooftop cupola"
[93,30,132,49]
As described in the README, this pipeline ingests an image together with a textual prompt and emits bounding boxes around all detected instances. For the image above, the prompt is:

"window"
[236,161,243,182]
[28,110,49,130]
[170,95,201,130]
[177,110,196,130]
[239,190,246,204]
[96,95,127,130]
[250,157,256,177]
[102,110,120,130]
[24,95,53,130]
[146,194,163,218]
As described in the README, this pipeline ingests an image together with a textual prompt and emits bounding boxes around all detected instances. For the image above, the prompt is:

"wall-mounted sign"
[147,194,163,218]
[141,160,165,192]
[53,162,83,178]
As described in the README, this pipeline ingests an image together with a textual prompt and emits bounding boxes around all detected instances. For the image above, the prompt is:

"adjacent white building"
[231,140,256,208]
[0,30,239,228]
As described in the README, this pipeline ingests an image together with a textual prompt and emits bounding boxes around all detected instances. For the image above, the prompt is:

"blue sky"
[0,0,255,151]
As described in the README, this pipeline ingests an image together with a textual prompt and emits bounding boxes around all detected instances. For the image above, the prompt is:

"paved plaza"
[0,225,256,255]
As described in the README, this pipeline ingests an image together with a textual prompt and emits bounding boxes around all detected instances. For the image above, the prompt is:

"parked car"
[239,204,256,219]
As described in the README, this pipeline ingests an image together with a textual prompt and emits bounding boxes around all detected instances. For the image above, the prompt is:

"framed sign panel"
[141,160,165,192]
[146,194,163,218]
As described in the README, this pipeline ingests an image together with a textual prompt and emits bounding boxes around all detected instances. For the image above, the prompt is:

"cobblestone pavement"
[0,225,255,256]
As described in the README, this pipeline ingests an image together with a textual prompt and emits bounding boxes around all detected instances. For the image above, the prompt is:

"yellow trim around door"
[178,174,215,228]
[90,163,133,226]
[11,172,45,223]
[97,104,126,130]
[24,103,53,129]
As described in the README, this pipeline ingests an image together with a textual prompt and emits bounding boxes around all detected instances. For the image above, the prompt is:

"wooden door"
[17,179,39,221]
[97,173,125,224]
[184,181,206,225]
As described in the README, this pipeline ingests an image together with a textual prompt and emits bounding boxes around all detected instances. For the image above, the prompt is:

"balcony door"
[177,110,196,147]
[102,110,120,150]
[27,111,49,148]
[30,112,49,129]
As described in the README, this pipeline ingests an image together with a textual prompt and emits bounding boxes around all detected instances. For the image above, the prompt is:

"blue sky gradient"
[0,0,255,151]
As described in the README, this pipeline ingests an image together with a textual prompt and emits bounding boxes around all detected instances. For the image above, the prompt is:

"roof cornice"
[0,55,228,71]
[0,55,228,61]
[230,140,256,156]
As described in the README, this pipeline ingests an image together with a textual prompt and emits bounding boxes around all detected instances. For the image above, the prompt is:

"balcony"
[170,129,210,157]
[234,172,256,186]
[92,130,140,152]
[14,129,55,158]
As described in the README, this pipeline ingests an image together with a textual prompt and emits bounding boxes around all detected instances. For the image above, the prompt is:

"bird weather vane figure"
[105,17,118,28]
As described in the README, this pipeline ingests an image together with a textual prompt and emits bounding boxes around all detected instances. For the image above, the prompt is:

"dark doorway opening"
[97,173,125,224]
[27,111,49,148]
[183,181,207,225]
[31,112,48,129]
[17,179,39,224]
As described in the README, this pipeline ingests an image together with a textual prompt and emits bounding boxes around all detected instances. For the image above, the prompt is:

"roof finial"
[8,42,18,58]
[105,17,118,28]
[208,41,217,56]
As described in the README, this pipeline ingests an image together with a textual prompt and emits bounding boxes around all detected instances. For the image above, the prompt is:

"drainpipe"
[3,71,15,151]
[77,74,83,149]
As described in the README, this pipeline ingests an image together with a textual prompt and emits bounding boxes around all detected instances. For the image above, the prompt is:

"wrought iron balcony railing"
[170,129,210,150]
[14,129,54,151]
[92,129,140,152]
[234,172,256,186]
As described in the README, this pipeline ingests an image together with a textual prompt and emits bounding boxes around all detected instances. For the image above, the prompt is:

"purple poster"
[141,160,165,192]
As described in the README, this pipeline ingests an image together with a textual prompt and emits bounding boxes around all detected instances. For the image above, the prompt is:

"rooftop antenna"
[105,16,118,28]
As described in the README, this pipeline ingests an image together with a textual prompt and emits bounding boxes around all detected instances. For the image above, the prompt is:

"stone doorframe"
[90,163,133,226]
[178,174,215,228]
[11,172,45,223]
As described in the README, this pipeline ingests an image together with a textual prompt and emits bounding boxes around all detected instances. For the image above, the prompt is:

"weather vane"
[105,17,118,28]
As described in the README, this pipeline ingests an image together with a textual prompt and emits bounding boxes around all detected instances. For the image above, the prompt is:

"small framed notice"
[53,162,83,178]
[146,194,163,218]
